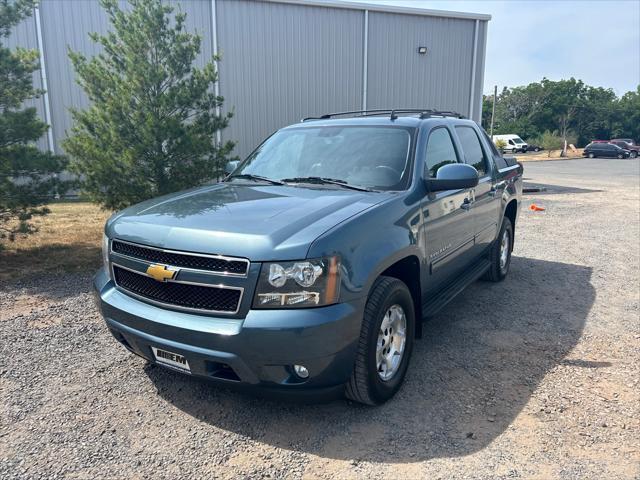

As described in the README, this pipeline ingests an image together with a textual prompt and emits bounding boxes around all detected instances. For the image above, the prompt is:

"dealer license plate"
[151,347,191,373]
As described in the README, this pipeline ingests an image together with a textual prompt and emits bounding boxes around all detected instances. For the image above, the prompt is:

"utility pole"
[489,85,497,137]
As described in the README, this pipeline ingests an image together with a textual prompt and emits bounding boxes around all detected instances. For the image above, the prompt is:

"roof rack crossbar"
[302,109,466,122]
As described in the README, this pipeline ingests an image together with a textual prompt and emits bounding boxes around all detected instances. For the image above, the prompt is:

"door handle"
[489,181,506,197]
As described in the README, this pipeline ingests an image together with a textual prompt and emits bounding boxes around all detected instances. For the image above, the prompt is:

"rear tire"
[345,276,415,405]
[483,216,513,282]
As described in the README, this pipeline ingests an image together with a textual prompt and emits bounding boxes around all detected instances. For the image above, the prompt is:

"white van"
[492,134,528,153]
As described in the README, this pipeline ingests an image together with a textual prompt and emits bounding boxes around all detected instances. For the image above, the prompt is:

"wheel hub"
[376,304,407,381]
[500,229,510,270]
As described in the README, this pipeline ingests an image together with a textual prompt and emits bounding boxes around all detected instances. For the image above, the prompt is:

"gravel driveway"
[1,158,639,479]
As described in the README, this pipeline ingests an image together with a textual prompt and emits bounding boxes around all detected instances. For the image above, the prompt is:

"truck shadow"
[523,182,603,195]
[147,256,594,463]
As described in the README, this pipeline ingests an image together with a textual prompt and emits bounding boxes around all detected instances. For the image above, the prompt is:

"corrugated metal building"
[7,0,490,159]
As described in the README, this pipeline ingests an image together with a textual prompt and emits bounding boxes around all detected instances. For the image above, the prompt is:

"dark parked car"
[609,140,639,158]
[94,109,523,405]
[525,144,543,152]
[583,142,631,159]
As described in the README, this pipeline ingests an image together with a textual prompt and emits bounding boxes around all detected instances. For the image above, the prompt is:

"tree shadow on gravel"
[0,245,99,298]
[147,256,594,463]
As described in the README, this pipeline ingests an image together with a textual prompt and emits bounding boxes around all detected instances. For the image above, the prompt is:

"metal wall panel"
[365,11,477,119]
[4,13,47,150]
[6,0,488,159]
[217,0,364,159]
[473,20,488,123]
[39,0,213,153]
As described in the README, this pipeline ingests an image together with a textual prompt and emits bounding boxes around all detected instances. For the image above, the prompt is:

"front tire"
[617,153,624,159]
[631,152,638,158]
[484,216,513,282]
[588,153,595,158]
[346,276,415,405]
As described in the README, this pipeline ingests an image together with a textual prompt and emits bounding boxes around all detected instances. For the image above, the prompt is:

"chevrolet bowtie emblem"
[146,264,179,282]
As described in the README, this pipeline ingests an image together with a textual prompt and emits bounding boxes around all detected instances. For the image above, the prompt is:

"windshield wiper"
[280,176,373,192]
[225,174,285,185]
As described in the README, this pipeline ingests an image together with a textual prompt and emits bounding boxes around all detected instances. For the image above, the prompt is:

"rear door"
[603,144,616,157]
[454,125,499,255]
[422,126,476,293]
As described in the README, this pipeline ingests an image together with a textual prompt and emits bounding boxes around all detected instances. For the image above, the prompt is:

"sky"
[347,0,640,96]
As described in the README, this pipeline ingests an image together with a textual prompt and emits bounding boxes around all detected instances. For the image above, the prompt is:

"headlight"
[253,257,340,308]
[102,233,111,278]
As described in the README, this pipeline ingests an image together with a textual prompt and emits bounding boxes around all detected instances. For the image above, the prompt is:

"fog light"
[293,364,309,379]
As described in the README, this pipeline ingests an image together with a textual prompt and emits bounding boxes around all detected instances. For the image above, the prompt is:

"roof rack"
[302,109,466,122]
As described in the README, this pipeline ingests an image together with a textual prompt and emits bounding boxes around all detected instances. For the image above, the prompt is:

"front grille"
[111,240,248,275]
[113,266,242,313]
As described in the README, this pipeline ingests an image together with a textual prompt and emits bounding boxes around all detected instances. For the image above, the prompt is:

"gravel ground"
[1,158,639,479]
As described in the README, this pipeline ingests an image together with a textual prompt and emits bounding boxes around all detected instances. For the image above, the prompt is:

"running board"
[422,259,491,318]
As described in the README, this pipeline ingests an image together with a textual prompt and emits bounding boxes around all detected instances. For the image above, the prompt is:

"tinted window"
[456,126,488,176]
[425,128,459,177]
[480,128,500,156]
[238,126,413,190]
[479,128,507,169]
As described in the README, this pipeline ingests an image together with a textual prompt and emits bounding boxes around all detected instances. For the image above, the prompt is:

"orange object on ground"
[530,203,546,212]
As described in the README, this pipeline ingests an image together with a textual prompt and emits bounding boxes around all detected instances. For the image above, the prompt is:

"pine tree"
[0,0,67,248]
[64,0,235,211]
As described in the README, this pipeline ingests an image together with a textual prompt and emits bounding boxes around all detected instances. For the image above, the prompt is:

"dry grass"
[518,148,585,162]
[0,202,111,284]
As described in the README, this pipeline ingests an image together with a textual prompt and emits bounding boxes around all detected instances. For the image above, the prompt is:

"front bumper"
[93,268,364,400]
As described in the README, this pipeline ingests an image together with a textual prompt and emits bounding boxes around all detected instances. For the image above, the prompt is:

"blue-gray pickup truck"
[94,109,523,405]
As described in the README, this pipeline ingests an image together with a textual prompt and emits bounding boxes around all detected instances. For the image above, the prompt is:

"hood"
[107,183,392,261]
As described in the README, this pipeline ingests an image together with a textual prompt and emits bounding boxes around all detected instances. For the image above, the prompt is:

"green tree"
[612,85,640,141]
[533,130,564,157]
[574,86,617,145]
[64,0,235,210]
[533,78,586,156]
[0,0,67,248]
[494,138,507,153]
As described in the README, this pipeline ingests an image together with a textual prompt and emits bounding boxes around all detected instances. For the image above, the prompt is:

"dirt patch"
[0,202,110,284]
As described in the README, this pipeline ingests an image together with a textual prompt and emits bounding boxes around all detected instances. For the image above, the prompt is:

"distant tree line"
[482,78,640,148]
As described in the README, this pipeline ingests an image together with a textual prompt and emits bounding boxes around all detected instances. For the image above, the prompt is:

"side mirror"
[224,160,240,175]
[425,163,479,192]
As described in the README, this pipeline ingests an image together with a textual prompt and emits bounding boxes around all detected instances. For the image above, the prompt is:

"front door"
[421,127,477,294]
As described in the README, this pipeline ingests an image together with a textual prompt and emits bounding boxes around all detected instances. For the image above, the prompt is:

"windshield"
[513,137,525,144]
[235,126,414,190]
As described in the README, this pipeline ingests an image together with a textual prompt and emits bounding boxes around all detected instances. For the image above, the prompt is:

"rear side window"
[455,126,488,176]
[425,127,459,178]
[479,127,507,169]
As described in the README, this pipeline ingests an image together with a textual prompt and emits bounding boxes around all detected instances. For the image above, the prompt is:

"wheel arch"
[504,199,518,239]
[379,255,422,339]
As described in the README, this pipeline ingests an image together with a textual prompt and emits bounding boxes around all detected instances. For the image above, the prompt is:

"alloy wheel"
[376,305,407,381]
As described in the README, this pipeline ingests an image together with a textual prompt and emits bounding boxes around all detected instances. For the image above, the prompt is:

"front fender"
[307,193,422,303]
